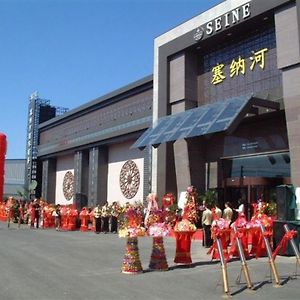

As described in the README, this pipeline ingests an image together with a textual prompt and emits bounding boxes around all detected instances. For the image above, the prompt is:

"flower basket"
[119,204,145,274]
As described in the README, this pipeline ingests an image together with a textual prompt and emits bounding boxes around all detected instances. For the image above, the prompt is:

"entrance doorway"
[221,152,291,220]
[223,177,286,220]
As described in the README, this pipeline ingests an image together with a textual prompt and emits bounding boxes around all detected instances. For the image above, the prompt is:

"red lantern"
[0,133,7,203]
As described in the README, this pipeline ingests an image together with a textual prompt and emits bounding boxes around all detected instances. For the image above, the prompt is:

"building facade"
[4,159,26,199]
[134,0,300,219]
[38,77,152,207]
[37,0,300,219]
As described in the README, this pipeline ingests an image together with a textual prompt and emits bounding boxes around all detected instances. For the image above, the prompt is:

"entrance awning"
[131,94,280,150]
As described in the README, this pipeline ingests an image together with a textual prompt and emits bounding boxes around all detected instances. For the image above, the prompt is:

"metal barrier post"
[232,225,253,289]
[283,224,300,267]
[216,236,230,296]
[260,224,281,286]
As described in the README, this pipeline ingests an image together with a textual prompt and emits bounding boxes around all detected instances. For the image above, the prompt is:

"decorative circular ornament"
[62,171,74,201]
[119,160,140,199]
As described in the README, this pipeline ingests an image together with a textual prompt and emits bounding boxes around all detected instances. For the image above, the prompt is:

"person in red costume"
[6,196,14,228]
[18,200,25,229]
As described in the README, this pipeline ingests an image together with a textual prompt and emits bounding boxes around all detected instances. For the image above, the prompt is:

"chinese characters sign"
[211,48,268,85]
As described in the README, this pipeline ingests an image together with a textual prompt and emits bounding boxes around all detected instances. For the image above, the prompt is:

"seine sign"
[194,2,251,41]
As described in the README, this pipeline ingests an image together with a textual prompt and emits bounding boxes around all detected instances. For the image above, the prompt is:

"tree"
[199,189,217,207]
[17,180,37,200]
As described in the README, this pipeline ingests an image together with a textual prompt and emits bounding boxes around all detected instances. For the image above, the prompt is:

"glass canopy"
[132,95,255,149]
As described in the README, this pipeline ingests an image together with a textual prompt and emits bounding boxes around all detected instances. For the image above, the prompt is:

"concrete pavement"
[0,221,299,300]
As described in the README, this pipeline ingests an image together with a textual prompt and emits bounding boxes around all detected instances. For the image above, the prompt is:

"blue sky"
[0,0,221,159]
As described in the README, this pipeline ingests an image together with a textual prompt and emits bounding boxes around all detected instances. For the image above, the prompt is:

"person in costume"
[222,202,233,224]
[29,200,36,228]
[6,196,14,228]
[101,202,110,233]
[93,204,102,234]
[18,199,26,229]
[110,201,119,233]
[214,204,222,218]
[52,204,61,231]
[32,198,41,228]
[235,198,245,215]
[201,204,213,247]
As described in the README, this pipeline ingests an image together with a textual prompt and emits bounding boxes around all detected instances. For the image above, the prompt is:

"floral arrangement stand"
[149,236,169,271]
[119,204,145,274]
[121,236,143,274]
[174,231,195,264]
[172,186,198,265]
[145,195,170,271]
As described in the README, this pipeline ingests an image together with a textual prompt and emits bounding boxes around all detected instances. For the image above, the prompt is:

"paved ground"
[0,221,299,300]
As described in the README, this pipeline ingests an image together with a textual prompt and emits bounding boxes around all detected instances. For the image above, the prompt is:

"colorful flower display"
[148,222,170,237]
[174,219,196,232]
[182,186,198,224]
[118,202,145,238]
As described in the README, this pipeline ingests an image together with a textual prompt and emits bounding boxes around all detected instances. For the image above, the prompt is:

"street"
[0,222,299,300]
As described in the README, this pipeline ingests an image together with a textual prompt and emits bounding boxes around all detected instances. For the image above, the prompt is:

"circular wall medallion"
[62,171,74,201]
[119,160,140,199]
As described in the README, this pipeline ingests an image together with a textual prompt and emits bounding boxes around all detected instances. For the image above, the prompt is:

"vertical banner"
[0,133,7,202]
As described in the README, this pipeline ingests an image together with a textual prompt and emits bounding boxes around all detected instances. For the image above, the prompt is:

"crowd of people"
[200,201,236,248]
[0,196,236,235]
[1,190,274,250]
[0,197,125,233]
[0,192,185,233]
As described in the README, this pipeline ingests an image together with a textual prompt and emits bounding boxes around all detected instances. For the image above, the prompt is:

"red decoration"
[209,228,231,261]
[0,133,7,203]
[162,193,175,211]
[0,202,6,221]
[174,231,195,264]
[272,229,297,259]
[229,227,249,258]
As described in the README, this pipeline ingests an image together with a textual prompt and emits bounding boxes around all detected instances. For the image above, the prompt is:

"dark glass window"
[223,152,290,178]
[201,28,282,103]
